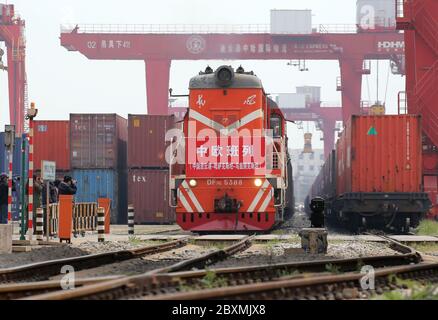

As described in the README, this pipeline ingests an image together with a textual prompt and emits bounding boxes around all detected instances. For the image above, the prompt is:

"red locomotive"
[170,66,294,232]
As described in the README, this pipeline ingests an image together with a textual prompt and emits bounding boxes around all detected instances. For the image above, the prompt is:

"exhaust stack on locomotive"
[169,66,294,232]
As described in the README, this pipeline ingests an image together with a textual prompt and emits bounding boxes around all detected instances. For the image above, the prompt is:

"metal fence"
[73,202,98,234]
[48,203,59,236]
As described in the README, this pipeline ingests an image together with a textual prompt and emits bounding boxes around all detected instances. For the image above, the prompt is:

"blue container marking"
[0,133,28,221]
[72,169,126,223]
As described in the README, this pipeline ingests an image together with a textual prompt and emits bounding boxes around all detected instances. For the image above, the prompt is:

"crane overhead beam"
[60,27,404,122]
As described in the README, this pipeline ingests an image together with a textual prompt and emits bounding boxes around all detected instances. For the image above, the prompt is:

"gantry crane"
[0,4,27,135]
[397,0,438,218]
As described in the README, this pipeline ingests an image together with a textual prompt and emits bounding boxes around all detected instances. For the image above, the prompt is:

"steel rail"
[146,262,438,300]
[147,235,255,275]
[23,235,421,300]
[0,238,189,283]
[0,276,123,300]
[22,235,255,300]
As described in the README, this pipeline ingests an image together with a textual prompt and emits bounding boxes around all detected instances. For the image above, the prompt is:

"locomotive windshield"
[270,115,282,137]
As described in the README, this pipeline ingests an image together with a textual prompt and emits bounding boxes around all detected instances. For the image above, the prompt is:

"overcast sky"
[0,0,405,149]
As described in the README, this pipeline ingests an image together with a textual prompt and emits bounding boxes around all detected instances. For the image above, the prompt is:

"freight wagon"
[307,115,431,232]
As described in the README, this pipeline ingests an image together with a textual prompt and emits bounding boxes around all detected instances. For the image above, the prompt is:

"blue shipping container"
[0,133,27,177]
[72,169,127,223]
[0,133,28,221]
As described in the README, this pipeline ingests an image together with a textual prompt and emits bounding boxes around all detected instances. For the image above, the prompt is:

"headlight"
[254,179,263,187]
[189,179,198,187]
[215,66,235,87]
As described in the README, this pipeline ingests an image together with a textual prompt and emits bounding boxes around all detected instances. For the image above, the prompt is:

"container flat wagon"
[307,115,431,232]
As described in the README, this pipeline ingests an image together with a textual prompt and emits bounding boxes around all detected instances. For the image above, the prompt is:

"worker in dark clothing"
[0,173,16,224]
[0,174,9,224]
[42,182,58,206]
[41,181,58,235]
[58,176,79,237]
[58,176,77,196]
[310,197,325,228]
[26,175,43,224]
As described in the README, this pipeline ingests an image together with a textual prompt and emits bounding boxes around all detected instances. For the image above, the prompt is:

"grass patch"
[415,220,438,236]
[276,269,300,278]
[128,236,144,245]
[266,238,281,247]
[379,278,438,300]
[271,229,286,236]
[325,263,341,274]
[179,270,227,292]
[128,236,164,246]
[410,243,438,253]
[199,270,228,289]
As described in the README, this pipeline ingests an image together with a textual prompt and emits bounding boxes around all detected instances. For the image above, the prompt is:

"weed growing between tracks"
[378,277,438,300]
[179,270,228,291]
[415,220,438,236]
[128,236,144,245]
[128,236,166,246]
[325,263,341,274]
[276,269,300,278]
[410,243,438,254]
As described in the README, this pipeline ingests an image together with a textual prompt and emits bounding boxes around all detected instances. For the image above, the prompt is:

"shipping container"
[128,169,175,224]
[72,169,127,224]
[0,133,28,221]
[128,115,175,168]
[276,93,306,109]
[34,120,70,171]
[357,0,396,30]
[0,133,27,177]
[70,114,127,169]
[296,86,321,104]
[270,9,312,34]
[336,115,422,194]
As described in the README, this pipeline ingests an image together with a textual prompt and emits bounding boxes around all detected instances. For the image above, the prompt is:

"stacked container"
[33,120,71,177]
[70,114,128,223]
[128,115,175,224]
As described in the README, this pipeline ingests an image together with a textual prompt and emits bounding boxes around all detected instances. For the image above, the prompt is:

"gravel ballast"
[0,246,89,269]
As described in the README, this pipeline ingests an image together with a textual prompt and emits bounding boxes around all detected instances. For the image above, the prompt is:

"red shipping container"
[128,115,175,168]
[33,121,70,171]
[128,169,175,224]
[70,114,127,169]
[336,115,422,194]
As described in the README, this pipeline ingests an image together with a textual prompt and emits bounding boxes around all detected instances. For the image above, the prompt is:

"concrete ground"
[8,222,438,245]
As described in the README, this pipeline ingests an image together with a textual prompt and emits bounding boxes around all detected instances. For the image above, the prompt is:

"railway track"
[2,235,254,300]
[15,234,423,300]
[0,238,189,284]
[148,262,438,300]
[0,276,123,300]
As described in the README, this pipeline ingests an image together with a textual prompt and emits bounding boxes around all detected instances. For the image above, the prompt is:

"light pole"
[25,102,38,240]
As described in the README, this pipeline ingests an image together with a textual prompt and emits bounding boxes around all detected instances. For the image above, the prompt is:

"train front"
[170,66,288,232]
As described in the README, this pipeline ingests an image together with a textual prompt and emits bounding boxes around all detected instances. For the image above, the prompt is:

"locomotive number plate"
[207,179,243,186]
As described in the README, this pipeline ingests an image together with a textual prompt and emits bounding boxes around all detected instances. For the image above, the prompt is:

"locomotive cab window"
[270,115,282,137]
